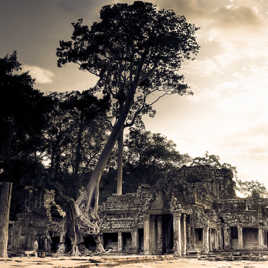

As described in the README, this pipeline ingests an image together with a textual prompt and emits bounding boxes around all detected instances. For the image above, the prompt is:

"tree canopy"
[0,51,51,182]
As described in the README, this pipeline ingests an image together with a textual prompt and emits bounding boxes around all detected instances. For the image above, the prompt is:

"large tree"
[42,90,110,255]
[57,1,199,246]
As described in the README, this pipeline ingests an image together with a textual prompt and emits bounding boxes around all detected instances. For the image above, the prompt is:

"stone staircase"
[198,250,268,261]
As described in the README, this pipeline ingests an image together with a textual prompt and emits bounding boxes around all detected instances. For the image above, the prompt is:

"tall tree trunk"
[85,103,132,212]
[85,51,145,212]
[0,182,12,258]
[116,128,124,195]
[66,200,80,256]
[73,120,83,176]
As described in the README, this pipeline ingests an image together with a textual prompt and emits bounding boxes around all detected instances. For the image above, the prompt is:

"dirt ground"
[117,259,268,268]
[0,256,267,268]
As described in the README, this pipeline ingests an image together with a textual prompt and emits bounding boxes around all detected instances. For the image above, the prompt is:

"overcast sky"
[1,0,268,186]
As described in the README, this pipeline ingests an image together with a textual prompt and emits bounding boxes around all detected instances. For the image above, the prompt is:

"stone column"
[183,214,187,255]
[219,227,224,250]
[156,216,163,254]
[215,227,220,250]
[209,229,212,251]
[149,215,156,254]
[0,182,13,257]
[13,224,20,250]
[118,232,123,252]
[131,229,139,254]
[258,226,264,249]
[188,224,193,250]
[238,225,243,249]
[173,213,182,256]
[223,225,231,250]
[203,226,209,254]
[144,215,150,255]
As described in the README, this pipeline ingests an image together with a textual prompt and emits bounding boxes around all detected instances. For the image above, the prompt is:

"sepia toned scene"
[1,1,268,267]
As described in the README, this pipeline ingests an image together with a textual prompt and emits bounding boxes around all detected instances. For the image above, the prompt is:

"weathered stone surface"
[8,166,268,257]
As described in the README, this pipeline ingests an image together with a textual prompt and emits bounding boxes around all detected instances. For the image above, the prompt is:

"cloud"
[56,0,110,18]
[213,6,261,29]
[22,65,54,84]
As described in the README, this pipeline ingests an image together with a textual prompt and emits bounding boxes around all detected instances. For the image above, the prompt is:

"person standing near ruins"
[33,239,39,257]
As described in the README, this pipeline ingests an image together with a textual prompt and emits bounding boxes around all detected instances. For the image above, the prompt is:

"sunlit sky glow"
[1,0,268,186]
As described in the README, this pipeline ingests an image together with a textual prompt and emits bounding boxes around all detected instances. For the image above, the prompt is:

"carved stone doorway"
[122,232,132,252]
[162,214,173,253]
[103,233,118,251]
[138,228,144,253]
[243,227,258,249]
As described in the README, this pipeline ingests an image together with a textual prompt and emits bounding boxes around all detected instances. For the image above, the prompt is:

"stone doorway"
[243,227,258,249]
[230,226,238,249]
[138,228,144,252]
[162,214,173,253]
[194,228,203,250]
[84,235,96,251]
[103,233,118,251]
[122,232,132,252]
[50,236,60,252]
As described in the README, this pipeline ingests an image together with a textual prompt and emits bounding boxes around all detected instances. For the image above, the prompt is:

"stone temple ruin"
[7,166,268,258]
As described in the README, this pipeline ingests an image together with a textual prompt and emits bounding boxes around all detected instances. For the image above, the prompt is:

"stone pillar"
[156,216,163,254]
[209,229,212,251]
[0,182,13,257]
[223,225,231,250]
[118,232,123,252]
[173,213,182,256]
[149,215,156,254]
[183,214,187,255]
[238,225,243,249]
[144,215,150,255]
[216,229,219,250]
[219,226,224,250]
[15,225,22,250]
[203,226,209,254]
[193,228,196,250]
[131,229,139,253]
[258,226,264,249]
[188,224,193,250]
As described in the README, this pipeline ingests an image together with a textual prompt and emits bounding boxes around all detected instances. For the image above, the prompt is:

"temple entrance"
[162,214,173,253]
[264,230,268,247]
[103,233,118,251]
[231,226,238,249]
[84,235,96,251]
[50,236,60,252]
[243,228,258,249]
[122,232,132,252]
[138,228,144,252]
[194,228,203,250]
